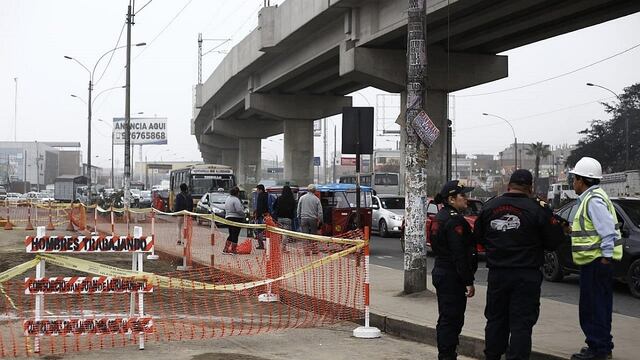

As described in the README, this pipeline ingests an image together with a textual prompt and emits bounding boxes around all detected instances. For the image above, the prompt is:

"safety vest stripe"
[571,238,624,252]
[572,222,622,237]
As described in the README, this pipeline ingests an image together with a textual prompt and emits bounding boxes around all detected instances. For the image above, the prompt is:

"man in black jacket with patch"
[474,169,564,360]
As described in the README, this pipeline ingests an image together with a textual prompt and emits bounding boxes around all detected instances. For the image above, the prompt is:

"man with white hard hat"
[568,157,622,360]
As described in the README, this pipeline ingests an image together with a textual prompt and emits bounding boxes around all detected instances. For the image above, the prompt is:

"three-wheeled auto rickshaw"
[314,183,373,236]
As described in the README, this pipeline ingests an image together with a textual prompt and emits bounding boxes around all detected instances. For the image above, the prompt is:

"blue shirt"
[577,185,619,258]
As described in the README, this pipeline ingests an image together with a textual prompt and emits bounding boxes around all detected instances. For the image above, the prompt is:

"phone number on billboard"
[130,132,166,140]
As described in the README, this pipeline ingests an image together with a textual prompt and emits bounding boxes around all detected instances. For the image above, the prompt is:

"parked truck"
[547,182,577,209]
[54,175,88,202]
[600,170,640,197]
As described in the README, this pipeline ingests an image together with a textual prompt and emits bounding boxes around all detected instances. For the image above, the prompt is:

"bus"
[169,164,236,210]
[339,172,400,195]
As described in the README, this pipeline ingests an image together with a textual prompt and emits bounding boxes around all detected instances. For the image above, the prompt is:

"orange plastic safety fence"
[0,209,365,358]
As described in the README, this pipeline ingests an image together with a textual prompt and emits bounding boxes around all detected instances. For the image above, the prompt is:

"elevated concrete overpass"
[193,0,640,188]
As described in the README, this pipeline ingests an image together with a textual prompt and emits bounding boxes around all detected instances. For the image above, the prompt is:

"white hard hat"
[569,157,603,179]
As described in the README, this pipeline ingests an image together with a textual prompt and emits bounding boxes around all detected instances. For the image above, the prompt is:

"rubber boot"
[230,242,237,254]
[223,240,231,254]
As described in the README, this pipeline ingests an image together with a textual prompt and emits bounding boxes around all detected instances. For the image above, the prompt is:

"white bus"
[169,164,236,209]
[339,172,400,195]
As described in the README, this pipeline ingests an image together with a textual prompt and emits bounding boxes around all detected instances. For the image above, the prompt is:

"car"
[195,192,230,225]
[0,186,7,200]
[371,195,404,237]
[490,214,521,231]
[544,197,640,298]
[139,190,152,208]
[5,192,21,204]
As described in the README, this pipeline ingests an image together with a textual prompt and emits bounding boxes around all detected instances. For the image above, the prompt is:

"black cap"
[438,180,473,201]
[509,169,533,186]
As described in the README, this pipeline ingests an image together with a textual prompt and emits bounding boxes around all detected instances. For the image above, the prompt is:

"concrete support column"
[238,138,262,186]
[424,89,449,196]
[220,149,239,171]
[284,120,313,186]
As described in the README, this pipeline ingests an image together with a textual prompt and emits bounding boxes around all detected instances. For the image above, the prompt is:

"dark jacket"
[256,191,269,216]
[173,191,193,212]
[473,192,564,269]
[273,195,295,220]
[431,204,478,286]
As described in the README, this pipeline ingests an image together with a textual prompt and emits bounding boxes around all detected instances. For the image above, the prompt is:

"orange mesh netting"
[0,206,366,357]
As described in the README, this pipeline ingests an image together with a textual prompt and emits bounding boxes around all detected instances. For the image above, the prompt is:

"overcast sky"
[1,1,639,169]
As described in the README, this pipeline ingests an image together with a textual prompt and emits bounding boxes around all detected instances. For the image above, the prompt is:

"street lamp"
[483,113,518,170]
[586,82,626,169]
[65,42,145,201]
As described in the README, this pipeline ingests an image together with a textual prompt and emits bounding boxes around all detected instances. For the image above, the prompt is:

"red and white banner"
[24,317,154,336]
[25,276,153,294]
[25,235,154,253]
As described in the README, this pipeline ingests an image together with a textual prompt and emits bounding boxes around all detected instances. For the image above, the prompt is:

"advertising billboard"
[112,117,168,145]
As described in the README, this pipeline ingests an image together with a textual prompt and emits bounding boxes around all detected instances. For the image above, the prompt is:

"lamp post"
[65,42,145,202]
[586,82,626,169]
[483,113,518,170]
[97,119,115,188]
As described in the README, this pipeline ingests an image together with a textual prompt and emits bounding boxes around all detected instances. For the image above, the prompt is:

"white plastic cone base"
[146,254,159,260]
[258,293,279,302]
[353,326,381,339]
[176,265,192,271]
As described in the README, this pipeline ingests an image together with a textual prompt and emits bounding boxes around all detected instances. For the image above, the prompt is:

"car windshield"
[615,199,640,228]
[380,197,404,209]
[141,191,151,198]
[210,193,229,204]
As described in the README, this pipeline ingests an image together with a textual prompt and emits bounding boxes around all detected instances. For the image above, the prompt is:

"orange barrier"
[0,208,366,358]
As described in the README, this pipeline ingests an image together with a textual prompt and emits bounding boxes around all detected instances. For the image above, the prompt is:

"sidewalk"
[369,264,639,360]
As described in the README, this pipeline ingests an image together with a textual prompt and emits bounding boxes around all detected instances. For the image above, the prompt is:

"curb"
[369,312,567,360]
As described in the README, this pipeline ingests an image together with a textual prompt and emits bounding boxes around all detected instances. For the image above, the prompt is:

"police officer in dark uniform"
[430,180,478,360]
[474,169,564,360]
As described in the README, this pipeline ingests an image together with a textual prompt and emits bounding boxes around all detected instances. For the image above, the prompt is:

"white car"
[490,214,521,231]
[371,195,405,237]
[5,192,21,204]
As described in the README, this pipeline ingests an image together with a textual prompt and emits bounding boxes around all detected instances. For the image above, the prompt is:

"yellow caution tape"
[0,258,39,283]
[39,242,364,291]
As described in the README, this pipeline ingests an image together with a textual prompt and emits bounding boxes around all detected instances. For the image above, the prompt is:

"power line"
[134,0,195,60]
[457,42,640,97]
[456,96,615,132]
[95,22,126,85]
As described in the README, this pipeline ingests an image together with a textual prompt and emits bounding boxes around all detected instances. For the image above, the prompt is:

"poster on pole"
[113,117,168,145]
[411,110,440,147]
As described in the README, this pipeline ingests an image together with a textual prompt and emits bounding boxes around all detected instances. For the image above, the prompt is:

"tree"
[567,83,640,171]
[526,142,551,188]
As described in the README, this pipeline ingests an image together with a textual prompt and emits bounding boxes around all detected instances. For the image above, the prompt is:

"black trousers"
[579,259,614,356]
[484,268,542,360]
[226,217,244,244]
[432,266,467,359]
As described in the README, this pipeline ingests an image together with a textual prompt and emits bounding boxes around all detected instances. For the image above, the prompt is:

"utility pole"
[13,78,18,141]
[87,79,93,199]
[198,33,203,85]
[123,1,133,211]
[323,118,328,183]
[333,124,337,183]
[403,0,428,294]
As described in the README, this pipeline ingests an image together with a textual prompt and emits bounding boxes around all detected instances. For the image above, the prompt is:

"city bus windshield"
[191,175,235,195]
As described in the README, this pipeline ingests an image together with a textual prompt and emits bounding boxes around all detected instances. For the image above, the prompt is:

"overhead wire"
[134,0,195,60]
[456,96,616,132]
[456,42,640,97]
[94,22,126,85]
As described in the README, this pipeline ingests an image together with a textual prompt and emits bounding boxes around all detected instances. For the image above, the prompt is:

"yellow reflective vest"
[571,187,623,265]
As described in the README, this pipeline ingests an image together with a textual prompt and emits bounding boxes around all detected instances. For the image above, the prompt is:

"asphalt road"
[368,233,640,318]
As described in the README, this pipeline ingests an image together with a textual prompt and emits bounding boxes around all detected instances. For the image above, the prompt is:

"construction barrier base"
[258,293,279,303]
[353,326,382,339]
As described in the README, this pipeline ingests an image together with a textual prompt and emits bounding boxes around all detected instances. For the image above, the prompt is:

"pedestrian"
[223,186,245,255]
[568,157,622,360]
[273,185,296,252]
[474,169,564,360]
[254,184,269,250]
[173,183,193,245]
[430,180,478,360]
[297,184,323,255]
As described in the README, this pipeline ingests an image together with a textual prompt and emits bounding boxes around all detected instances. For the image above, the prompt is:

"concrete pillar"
[238,138,262,186]
[284,120,313,186]
[424,89,449,196]
[220,149,239,171]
